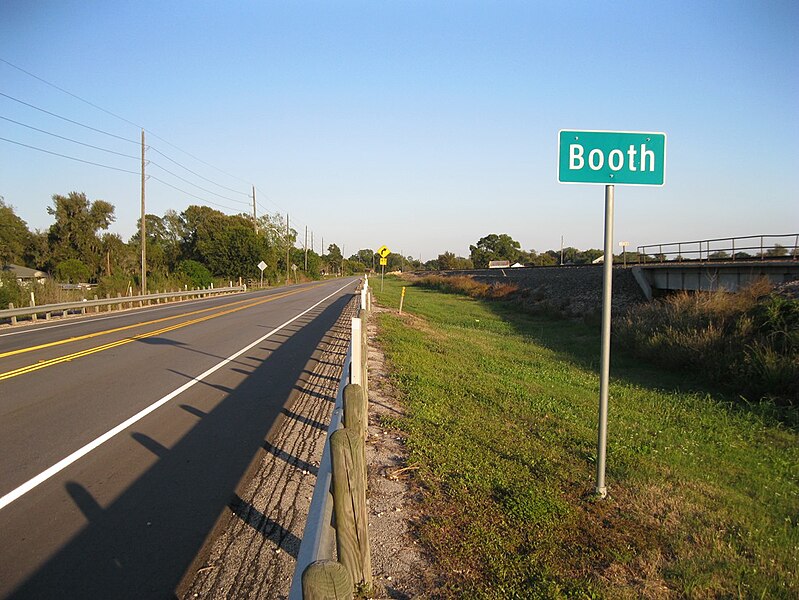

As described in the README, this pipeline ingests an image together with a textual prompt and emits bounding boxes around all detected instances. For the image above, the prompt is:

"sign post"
[558,129,666,498]
[619,241,630,268]
[258,260,267,287]
[377,246,391,292]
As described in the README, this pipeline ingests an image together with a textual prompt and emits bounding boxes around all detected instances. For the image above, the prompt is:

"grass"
[371,276,799,598]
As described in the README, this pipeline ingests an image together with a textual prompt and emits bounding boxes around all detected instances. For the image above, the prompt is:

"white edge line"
[0,281,355,512]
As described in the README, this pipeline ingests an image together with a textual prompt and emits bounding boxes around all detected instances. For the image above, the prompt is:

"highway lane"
[0,277,359,598]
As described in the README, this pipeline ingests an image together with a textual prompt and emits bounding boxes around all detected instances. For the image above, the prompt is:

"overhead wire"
[1,57,142,131]
[148,175,244,213]
[0,136,140,175]
[1,58,322,239]
[0,115,140,160]
[0,91,139,144]
[148,160,251,206]
[148,146,250,196]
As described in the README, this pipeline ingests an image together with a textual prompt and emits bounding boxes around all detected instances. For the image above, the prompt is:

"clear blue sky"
[1,1,797,261]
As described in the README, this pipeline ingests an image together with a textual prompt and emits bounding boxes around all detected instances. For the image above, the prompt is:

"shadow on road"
[7,293,351,599]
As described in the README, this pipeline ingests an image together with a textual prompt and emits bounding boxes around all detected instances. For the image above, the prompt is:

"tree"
[438,251,457,270]
[765,244,789,258]
[469,234,521,268]
[204,225,264,279]
[325,244,343,274]
[24,230,50,270]
[0,198,31,265]
[47,192,115,279]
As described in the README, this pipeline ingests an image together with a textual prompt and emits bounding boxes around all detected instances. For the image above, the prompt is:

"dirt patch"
[364,304,440,598]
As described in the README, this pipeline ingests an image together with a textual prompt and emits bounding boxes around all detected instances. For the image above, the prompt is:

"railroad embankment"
[414,265,645,318]
[490,265,644,316]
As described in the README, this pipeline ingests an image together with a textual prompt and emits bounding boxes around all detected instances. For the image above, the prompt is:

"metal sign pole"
[595,184,614,498]
[381,264,384,292]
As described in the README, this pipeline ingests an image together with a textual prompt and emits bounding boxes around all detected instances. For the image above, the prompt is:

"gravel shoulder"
[178,295,435,599]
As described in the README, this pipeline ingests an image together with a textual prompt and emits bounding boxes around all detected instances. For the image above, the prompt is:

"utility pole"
[286,213,290,285]
[140,129,147,294]
[252,185,257,233]
[560,235,564,266]
[304,225,308,271]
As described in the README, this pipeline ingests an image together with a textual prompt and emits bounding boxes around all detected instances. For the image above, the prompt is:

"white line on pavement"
[0,281,354,511]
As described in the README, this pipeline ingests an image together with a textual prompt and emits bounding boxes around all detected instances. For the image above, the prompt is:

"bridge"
[633,234,798,299]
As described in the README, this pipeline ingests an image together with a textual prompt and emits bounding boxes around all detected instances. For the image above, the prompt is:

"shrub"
[54,259,91,283]
[177,259,213,288]
[615,280,798,405]
[0,272,26,308]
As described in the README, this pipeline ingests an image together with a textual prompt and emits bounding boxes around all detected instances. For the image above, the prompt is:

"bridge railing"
[637,234,799,264]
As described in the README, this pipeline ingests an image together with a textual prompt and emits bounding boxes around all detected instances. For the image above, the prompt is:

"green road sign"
[558,130,666,186]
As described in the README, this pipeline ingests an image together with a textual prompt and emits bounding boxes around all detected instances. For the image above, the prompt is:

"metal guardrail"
[289,281,369,599]
[288,342,352,600]
[0,285,246,323]
[637,233,799,264]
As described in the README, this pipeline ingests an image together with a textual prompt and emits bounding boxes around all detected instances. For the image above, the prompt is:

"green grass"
[371,276,799,599]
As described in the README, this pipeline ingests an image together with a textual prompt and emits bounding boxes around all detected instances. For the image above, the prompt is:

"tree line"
[0,192,358,295]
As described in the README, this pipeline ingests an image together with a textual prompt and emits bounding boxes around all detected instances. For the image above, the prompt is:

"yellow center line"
[0,284,324,361]
[0,283,328,382]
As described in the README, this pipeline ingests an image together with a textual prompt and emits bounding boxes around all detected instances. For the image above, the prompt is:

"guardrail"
[1,285,246,325]
[637,233,799,264]
[289,279,372,599]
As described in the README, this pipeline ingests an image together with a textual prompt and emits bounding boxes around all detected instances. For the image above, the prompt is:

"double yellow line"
[0,285,323,382]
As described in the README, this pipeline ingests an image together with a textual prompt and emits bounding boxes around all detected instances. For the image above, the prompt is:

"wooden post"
[9,303,16,325]
[94,295,99,313]
[360,320,368,399]
[330,429,372,592]
[343,384,366,440]
[302,560,353,599]
[29,295,37,322]
[351,318,362,387]
[116,292,122,311]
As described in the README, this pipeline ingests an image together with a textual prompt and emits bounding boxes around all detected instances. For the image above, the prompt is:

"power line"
[2,59,254,192]
[0,115,140,160]
[1,59,322,236]
[0,91,139,144]
[148,146,250,197]
[0,136,140,174]
[1,57,142,131]
[148,175,244,213]
[148,160,251,206]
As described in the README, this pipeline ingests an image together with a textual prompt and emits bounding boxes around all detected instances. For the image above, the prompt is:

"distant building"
[488,260,511,269]
[1,264,49,285]
[511,262,525,268]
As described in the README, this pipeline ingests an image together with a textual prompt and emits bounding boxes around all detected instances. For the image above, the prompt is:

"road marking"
[0,283,331,381]
[0,285,323,359]
[0,280,354,512]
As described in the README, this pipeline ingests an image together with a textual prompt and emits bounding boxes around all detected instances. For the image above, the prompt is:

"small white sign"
[258,261,267,271]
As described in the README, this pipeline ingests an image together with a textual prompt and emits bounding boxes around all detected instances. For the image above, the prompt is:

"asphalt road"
[0,277,358,599]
